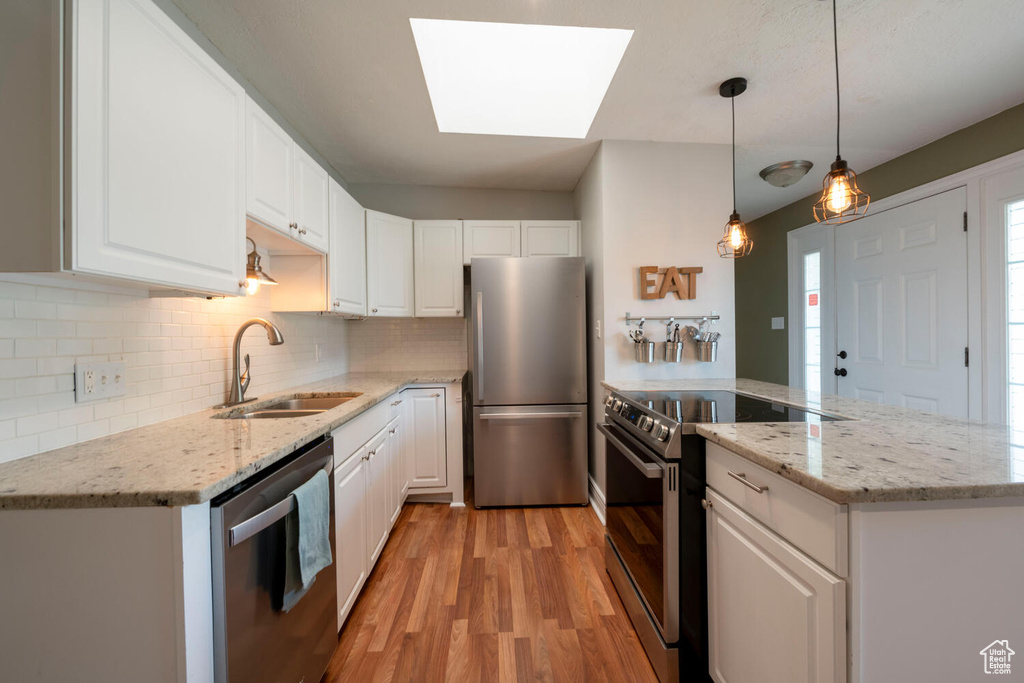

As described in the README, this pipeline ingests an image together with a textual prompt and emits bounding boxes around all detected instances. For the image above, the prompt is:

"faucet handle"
[240,353,251,395]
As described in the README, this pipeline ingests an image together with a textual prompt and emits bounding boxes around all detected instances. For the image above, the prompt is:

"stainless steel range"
[599,389,836,683]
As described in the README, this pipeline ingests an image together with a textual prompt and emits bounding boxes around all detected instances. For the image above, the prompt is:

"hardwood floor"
[324,484,659,682]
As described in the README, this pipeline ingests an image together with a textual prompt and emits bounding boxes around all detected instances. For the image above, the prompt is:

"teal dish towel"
[282,469,333,612]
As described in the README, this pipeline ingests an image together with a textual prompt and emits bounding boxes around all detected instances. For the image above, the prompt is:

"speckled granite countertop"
[0,371,466,510]
[602,378,1024,505]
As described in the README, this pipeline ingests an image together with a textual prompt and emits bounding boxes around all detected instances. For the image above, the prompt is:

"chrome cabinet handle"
[288,222,297,230]
[727,471,768,494]
[299,227,307,235]
[228,458,332,547]
[431,393,441,398]
[389,429,396,434]
[391,399,402,406]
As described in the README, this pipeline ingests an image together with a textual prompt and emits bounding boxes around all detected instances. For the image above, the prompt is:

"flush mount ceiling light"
[245,237,278,296]
[813,0,869,224]
[717,77,754,259]
[409,18,632,139]
[759,160,814,188]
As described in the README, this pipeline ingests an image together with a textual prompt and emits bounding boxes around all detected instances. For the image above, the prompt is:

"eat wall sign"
[639,266,703,300]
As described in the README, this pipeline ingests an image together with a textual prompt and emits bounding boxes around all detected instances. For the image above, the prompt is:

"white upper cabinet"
[328,179,367,316]
[291,146,329,253]
[245,99,292,233]
[245,95,328,253]
[366,210,414,317]
[414,220,464,317]
[521,220,580,257]
[71,0,246,295]
[463,220,521,264]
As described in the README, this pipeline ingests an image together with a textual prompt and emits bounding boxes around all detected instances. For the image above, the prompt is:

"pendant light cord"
[833,0,841,160]
[731,92,737,213]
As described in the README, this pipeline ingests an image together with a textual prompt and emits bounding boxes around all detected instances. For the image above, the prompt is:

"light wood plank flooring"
[324,486,659,682]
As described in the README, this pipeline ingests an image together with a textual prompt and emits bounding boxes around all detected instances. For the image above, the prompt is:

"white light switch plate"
[771,317,785,330]
[75,361,127,403]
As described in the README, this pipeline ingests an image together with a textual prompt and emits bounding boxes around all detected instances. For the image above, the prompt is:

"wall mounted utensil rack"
[623,312,720,326]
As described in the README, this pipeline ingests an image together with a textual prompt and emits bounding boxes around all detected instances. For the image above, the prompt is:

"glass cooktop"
[619,390,837,425]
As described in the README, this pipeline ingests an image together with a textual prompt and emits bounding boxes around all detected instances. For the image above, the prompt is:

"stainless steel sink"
[219,393,362,419]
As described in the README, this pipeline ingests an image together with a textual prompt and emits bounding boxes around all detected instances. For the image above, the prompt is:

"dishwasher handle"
[227,457,333,547]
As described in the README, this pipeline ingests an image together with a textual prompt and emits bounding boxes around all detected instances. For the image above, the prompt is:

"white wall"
[0,273,349,463]
[348,182,575,220]
[574,140,735,490]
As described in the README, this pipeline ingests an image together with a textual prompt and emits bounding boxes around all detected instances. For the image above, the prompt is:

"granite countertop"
[0,370,466,510]
[603,378,1024,505]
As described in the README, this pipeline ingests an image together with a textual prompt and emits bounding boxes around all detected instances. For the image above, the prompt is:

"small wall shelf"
[623,312,720,326]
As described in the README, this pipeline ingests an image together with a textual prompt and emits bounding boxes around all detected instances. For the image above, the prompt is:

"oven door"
[599,422,679,644]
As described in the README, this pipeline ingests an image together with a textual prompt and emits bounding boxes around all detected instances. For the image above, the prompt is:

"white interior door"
[834,188,968,417]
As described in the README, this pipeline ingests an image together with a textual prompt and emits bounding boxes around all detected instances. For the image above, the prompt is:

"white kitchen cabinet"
[386,416,404,526]
[414,220,464,317]
[706,488,846,683]
[365,428,391,565]
[328,179,367,315]
[246,98,292,234]
[70,0,247,295]
[463,220,521,264]
[291,145,330,253]
[334,446,367,631]
[245,95,328,254]
[366,210,414,317]
[404,388,447,488]
[521,220,580,257]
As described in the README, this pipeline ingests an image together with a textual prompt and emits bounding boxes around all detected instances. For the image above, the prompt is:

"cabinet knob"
[288,222,297,230]
[372,308,378,313]
[298,227,307,235]
[389,428,396,434]
[333,300,340,307]
[431,393,441,398]
[456,309,461,314]
[701,498,712,510]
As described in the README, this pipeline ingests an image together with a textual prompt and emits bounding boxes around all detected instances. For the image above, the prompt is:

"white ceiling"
[172,0,1024,219]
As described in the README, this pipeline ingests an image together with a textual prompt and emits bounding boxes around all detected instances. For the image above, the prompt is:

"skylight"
[409,18,633,139]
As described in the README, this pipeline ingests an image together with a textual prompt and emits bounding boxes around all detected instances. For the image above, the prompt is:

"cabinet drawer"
[706,442,848,577]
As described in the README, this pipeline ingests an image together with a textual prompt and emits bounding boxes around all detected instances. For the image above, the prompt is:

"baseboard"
[588,474,606,525]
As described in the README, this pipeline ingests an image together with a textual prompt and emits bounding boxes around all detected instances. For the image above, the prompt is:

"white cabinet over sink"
[245,95,329,254]
[366,210,415,317]
[414,220,464,317]
[328,179,367,316]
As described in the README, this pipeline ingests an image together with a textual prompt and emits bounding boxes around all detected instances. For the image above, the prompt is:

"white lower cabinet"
[403,388,447,488]
[365,428,390,566]
[387,416,404,526]
[334,445,368,631]
[706,488,846,683]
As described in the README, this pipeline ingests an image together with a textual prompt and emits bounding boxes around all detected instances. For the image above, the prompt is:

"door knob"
[837,350,848,359]
[834,367,848,377]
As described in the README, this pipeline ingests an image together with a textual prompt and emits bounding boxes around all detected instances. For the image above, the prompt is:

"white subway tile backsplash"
[347,317,467,373]
[0,275,350,463]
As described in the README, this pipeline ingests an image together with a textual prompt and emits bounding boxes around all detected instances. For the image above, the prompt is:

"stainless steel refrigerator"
[469,257,588,507]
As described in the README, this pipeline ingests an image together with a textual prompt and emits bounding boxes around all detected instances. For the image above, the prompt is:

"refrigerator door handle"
[475,291,484,401]
[479,411,583,420]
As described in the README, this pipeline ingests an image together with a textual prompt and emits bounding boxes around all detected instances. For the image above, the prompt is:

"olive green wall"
[735,102,1024,384]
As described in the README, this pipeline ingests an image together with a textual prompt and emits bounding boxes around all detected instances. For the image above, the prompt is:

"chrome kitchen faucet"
[224,318,284,407]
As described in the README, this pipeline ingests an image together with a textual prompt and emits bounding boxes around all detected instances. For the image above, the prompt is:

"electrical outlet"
[771,317,785,330]
[75,361,127,403]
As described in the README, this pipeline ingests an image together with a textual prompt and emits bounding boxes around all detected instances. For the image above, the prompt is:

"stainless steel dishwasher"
[211,436,337,683]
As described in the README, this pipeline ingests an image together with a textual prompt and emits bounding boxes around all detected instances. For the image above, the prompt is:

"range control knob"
[611,399,623,412]
[619,403,630,415]
[639,416,655,432]
[655,424,670,441]
[605,395,615,407]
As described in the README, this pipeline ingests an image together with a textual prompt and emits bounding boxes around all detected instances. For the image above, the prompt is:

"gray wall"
[347,183,576,220]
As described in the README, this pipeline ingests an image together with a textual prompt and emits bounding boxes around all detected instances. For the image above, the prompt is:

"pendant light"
[813,0,869,224]
[717,77,753,258]
[245,237,278,295]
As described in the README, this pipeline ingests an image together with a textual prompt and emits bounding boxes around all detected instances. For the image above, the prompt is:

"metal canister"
[664,341,683,362]
[635,340,655,363]
[696,341,718,362]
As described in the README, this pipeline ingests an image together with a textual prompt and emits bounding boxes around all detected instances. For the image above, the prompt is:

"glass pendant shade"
[813,157,869,224]
[717,212,753,258]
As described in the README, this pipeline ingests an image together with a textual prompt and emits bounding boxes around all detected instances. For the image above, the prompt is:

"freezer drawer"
[473,404,588,507]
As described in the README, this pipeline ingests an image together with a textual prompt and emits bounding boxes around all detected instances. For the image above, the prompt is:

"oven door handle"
[598,423,663,479]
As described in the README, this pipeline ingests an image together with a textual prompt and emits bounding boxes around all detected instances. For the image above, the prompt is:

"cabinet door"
[72,0,246,296]
[521,221,580,257]
[387,417,403,526]
[707,489,846,683]
[245,96,292,233]
[405,389,447,488]
[414,220,464,317]
[463,220,521,265]
[292,146,330,253]
[328,179,367,315]
[334,447,367,631]
[365,430,390,565]
[366,210,414,317]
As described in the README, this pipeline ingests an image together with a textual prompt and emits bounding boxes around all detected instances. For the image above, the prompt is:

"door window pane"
[804,251,822,394]
[1006,198,1024,481]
